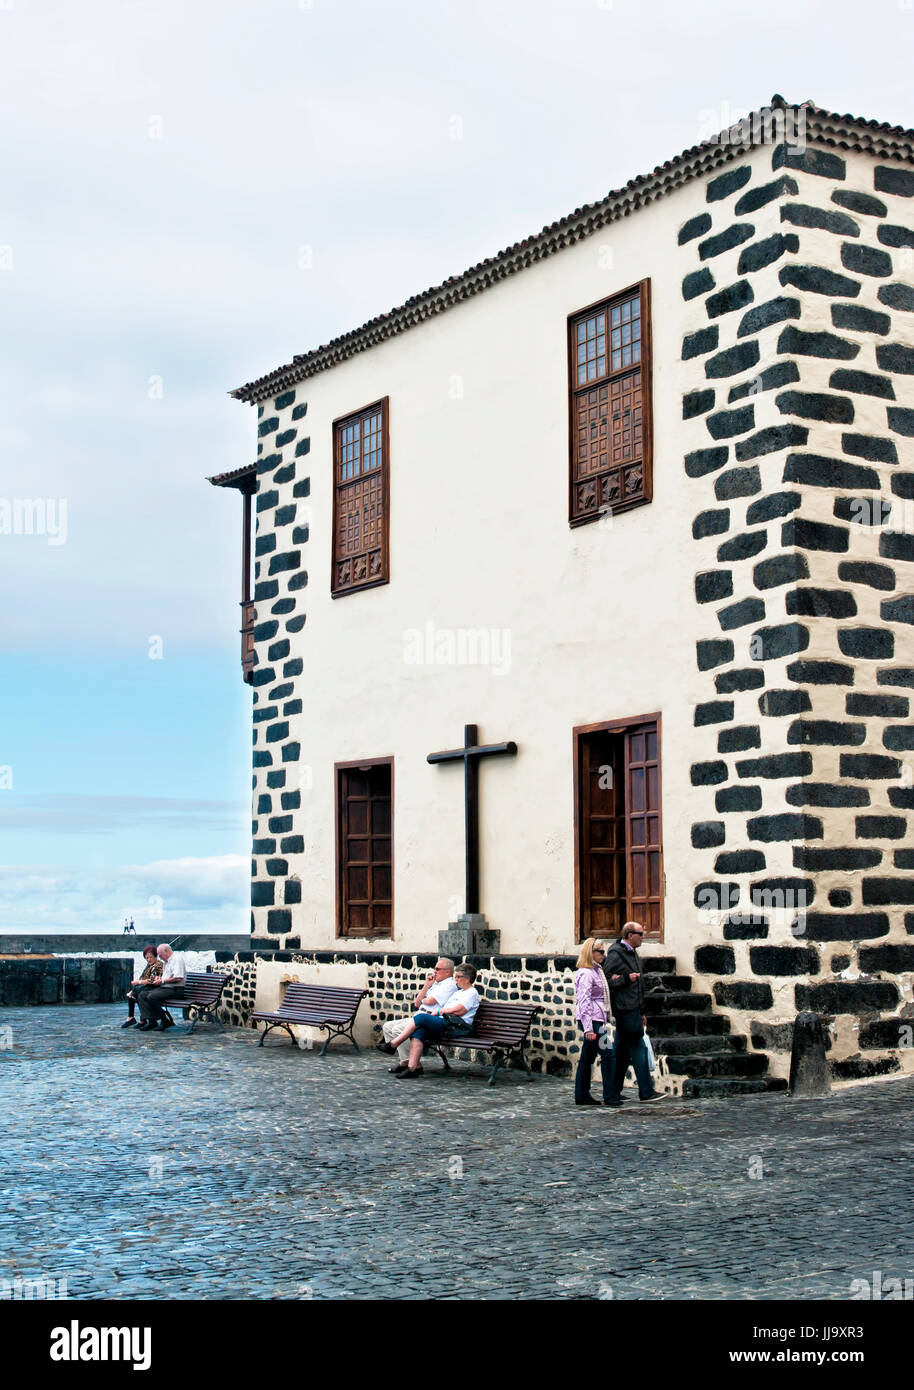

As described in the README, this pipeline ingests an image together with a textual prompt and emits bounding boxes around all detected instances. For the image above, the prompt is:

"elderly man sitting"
[376,957,457,1074]
[385,962,480,1079]
[135,944,187,1032]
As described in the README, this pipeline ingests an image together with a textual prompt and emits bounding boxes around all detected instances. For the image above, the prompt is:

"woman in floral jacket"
[120,945,163,1028]
[573,939,618,1106]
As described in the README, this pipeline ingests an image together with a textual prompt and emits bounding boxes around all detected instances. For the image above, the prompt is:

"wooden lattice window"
[574,714,663,940]
[331,398,390,596]
[568,282,652,526]
[336,758,393,938]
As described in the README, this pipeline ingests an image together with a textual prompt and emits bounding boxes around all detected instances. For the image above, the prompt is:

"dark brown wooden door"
[576,718,663,940]
[337,761,393,937]
[579,731,626,938]
[624,722,663,936]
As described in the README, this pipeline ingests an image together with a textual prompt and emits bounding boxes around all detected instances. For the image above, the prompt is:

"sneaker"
[575,1095,600,1107]
[136,1021,152,1031]
[602,1097,623,1107]
[158,1017,176,1031]
[640,1091,668,1103]
[120,1018,138,1029]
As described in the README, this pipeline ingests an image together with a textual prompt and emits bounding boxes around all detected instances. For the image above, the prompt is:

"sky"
[1,0,912,934]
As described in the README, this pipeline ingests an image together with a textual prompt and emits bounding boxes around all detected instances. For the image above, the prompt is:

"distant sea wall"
[0,934,251,955]
[0,956,133,1006]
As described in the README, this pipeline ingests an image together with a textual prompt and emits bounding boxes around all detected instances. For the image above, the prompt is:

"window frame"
[566,279,653,528]
[572,712,664,942]
[330,396,391,598]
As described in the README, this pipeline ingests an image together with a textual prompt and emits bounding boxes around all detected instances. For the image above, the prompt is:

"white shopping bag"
[644,1034,656,1073]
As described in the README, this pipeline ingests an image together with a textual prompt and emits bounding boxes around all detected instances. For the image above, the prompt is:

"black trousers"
[574,1020,615,1102]
[136,984,185,1024]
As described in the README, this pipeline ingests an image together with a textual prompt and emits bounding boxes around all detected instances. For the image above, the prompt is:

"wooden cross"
[427,723,517,916]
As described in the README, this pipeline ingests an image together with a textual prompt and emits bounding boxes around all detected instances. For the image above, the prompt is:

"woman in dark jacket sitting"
[120,945,163,1028]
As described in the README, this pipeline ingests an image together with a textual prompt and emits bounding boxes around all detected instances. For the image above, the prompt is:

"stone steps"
[644,973,693,993]
[663,1051,769,1078]
[649,1033,745,1056]
[681,1076,788,1099]
[655,1011,732,1035]
[644,990,711,1013]
[640,953,778,1099]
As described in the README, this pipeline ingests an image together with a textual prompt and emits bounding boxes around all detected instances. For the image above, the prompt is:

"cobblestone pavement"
[1,1005,912,1301]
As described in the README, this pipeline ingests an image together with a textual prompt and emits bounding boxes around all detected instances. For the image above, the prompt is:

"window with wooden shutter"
[574,714,663,940]
[336,758,393,938]
[331,397,390,596]
[568,281,652,526]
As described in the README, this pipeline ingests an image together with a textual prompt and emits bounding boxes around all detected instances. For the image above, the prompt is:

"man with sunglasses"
[376,957,457,1073]
[602,921,666,1104]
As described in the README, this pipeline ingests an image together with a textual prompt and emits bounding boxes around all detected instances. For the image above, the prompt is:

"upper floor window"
[332,397,390,596]
[568,280,652,527]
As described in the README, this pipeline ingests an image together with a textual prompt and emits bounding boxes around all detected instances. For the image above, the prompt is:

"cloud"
[0,794,246,836]
[0,854,249,933]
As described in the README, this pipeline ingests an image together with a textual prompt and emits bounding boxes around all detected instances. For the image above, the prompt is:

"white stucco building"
[212,99,914,1091]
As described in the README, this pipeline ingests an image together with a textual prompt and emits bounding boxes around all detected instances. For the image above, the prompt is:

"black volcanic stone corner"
[831,304,890,336]
[716,784,763,812]
[684,446,728,477]
[715,849,766,874]
[706,281,754,319]
[734,176,798,214]
[694,508,730,539]
[683,268,715,301]
[718,597,765,630]
[773,145,846,181]
[878,283,914,312]
[705,406,755,441]
[749,946,819,976]
[738,232,799,275]
[706,164,751,202]
[696,638,734,670]
[874,165,914,198]
[714,981,773,1010]
[841,432,898,464]
[690,761,728,786]
[695,571,733,604]
[683,326,719,360]
[779,264,860,298]
[735,425,808,462]
[746,491,801,525]
[714,465,761,499]
[796,981,899,1012]
[698,224,755,260]
[691,820,726,849]
[678,212,712,244]
[747,812,822,842]
[694,881,740,910]
[781,518,849,554]
[695,699,734,724]
[753,553,809,590]
[683,390,715,419]
[783,452,878,489]
[715,667,764,693]
[717,532,766,562]
[251,882,275,907]
[781,203,858,237]
[737,296,800,336]
[718,725,761,753]
[776,327,859,361]
[839,561,895,590]
[877,343,914,376]
[723,913,769,940]
[759,689,811,717]
[785,588,856,619]
[833,189,886,218]
[830,368,895,399]
[266,909,292,934]
[704,341,759,378]
[695,945,735,974]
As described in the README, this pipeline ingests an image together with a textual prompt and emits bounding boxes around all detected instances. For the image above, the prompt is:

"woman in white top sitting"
[386,962,481,1079]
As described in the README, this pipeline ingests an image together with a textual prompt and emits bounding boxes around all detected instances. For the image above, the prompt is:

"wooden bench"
[432,1001,541,1085]
[160,971,231,1033]
[252,983,368,1055]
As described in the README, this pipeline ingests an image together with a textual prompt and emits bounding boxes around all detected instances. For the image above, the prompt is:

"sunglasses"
[592,948,605,954]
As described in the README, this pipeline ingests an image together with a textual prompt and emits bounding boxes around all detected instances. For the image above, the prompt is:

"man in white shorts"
[377,957,457,1073]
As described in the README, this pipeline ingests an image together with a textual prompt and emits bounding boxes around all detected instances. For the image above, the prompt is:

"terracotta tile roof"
[208,463,256,489]
[231,98,914,405]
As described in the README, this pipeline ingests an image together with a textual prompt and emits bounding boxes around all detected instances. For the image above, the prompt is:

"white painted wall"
[262,145,781,956]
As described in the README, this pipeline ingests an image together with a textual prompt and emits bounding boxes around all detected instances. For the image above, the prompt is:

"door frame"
[572,712,663,943]
[334,755,394,939]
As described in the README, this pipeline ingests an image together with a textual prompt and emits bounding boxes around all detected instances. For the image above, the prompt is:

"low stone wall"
[0,934,250,954]
[0,957,133,1006]
[211,949,583,1074]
